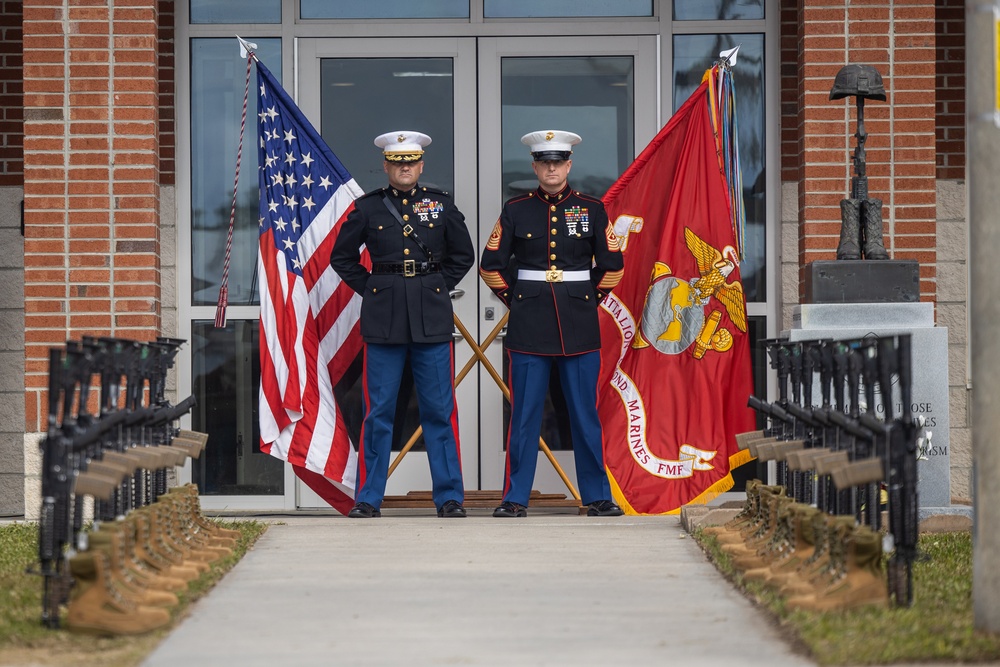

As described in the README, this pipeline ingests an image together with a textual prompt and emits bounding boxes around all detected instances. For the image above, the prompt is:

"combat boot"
[861,198,889,260]
[105,519,188,593]
[723,492,790,557]
[717,485,784,545]
[133,508,208,577]
[86,527,179,609]
[127,511,199,583]
[66,550,171,636]
[780,515,855,598]
[786,524,888,612]
[704,480,761,537]
[837,199,862,260]
[759,504,820,588]
[775,512,839,597]
[164,493,235,554]
[144,503,217,568]
[740,500,800,579]
[153,498,229,561]
[166,486,240,544]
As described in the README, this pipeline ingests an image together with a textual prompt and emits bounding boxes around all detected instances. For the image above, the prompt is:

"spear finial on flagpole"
[236,35,259,61]
[717,45,741,68]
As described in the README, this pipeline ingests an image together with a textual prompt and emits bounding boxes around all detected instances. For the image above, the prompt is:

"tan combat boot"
[149,499,227,563]
[759,504,820,588]
[105,519,188,593]
[143,503,216,569]
[132,508,207,578]
[166,486,240,544]
[716,484,785,545]
[786,523,888,612]
[723,491,791,557]
[775,512,846,597]
[740,500,800,578]
[703,479,761,537]
[162,493,234,555]
[86,527,179,609]
[66,550,171,636]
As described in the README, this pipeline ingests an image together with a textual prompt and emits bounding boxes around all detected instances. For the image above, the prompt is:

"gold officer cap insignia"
[545,131,555,141]
[397,134,406,142]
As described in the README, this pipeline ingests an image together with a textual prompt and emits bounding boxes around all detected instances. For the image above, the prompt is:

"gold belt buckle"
[545,268,563,283]
[403,259,416,277]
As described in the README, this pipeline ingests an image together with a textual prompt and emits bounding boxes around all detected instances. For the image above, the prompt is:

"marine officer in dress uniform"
[330,131,475,519]
[479,130,625,518]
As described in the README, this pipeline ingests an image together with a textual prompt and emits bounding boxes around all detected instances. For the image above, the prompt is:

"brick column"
[795,0,938,300]
[22,0,162,510]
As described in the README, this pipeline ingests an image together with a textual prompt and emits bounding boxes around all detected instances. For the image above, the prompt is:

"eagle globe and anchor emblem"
[633,227,748,357]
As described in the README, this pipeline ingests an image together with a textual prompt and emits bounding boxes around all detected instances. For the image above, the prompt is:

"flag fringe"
[704,63,747,261]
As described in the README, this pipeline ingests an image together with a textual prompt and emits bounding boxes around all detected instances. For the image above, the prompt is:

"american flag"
[255,59,365,514]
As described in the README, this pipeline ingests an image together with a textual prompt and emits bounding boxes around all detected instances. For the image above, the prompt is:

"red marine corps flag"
[598,57,755,515]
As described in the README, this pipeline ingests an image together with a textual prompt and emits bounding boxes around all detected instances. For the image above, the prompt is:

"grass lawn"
[696,529,1000,665]
[0,519,268,667]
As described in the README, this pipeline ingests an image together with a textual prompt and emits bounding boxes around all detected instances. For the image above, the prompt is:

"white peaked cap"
[520,130,582,160]
[374,131,431,162]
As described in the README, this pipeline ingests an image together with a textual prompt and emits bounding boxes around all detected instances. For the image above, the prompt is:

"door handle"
[449,288,465,300]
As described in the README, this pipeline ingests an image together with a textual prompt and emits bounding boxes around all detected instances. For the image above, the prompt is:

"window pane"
[191,320,285,495]
[301,0,468,19]
[673,0,764,20]
[190,0,280,24]
[673,34,765,302]
[501,56,634,200]
[486,0,651,18]
[190,38,280,306]
[320,58,454,194]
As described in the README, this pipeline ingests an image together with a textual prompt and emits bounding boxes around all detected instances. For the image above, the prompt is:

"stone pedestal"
[804,260,920,303]
[786,302,950,510]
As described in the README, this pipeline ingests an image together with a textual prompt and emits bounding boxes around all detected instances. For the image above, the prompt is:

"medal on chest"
[564,206,589,235]
[413,198,444,222]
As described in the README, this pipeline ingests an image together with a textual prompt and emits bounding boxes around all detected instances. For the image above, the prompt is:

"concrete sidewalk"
[142,509,815,667]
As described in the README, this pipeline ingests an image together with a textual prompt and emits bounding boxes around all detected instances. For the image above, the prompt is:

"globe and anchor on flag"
[631,226,748,359]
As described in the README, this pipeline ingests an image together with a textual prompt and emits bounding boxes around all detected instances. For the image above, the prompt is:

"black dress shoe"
[492,501,527,518]
[587,500,624,517]
[348,502,381,518]
[437,499,467,518]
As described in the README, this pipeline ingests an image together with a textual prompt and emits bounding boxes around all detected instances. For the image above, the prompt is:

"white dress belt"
[517,269,591,282]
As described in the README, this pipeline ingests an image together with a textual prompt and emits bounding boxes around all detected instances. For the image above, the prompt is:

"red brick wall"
[779,0,799,184]
[936,0,965,179]
[788,0,938,301]
[22,0,163,432]
[0,1,22,185]
[158,0,173,184]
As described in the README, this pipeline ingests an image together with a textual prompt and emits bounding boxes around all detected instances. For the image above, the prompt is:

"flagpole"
[213,36,259,328]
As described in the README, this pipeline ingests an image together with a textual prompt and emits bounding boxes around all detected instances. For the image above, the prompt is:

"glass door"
[296,38,479,505]
[295,35,657,506]
[476,36,659,498]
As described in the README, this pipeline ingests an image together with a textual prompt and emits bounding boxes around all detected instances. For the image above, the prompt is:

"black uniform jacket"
[330,183,475,345]
[479,183,624,355]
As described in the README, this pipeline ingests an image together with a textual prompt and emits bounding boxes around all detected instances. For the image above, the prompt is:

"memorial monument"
[789,65,957,517]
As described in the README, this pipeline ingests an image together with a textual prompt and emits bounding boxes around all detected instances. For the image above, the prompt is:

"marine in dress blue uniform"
[479,130,625,518]
[330,131,475,518]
